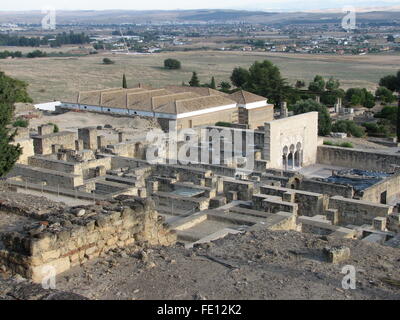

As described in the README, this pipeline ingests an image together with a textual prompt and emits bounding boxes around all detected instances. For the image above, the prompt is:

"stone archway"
[287,144,295,169]
[294,142,303,168]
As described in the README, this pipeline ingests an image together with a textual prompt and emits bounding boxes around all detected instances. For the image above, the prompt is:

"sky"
[0,0,399,11]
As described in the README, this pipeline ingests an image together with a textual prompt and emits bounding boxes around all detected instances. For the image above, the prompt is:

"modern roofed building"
[60,85,274,131]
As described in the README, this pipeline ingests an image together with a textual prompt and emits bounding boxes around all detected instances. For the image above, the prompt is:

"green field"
[0,47,399,103]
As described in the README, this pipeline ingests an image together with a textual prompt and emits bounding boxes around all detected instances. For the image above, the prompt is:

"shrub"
[48,122,59,133]
[215,122,233,127]
[103,58,115,65]
[340,142,354,148]
[13,118,29,128]
[323,141,353,148]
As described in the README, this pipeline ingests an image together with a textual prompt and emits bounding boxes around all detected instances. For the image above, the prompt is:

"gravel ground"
[2,229,397,300]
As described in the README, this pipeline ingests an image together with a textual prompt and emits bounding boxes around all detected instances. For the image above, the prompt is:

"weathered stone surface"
[323,246,351,264]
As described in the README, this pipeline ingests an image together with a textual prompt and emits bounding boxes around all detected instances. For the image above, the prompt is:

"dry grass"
[0,48,399,103]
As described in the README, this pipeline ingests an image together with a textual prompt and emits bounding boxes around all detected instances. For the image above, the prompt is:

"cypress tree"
[210,76,216,89]
[122,74,127,89]
[189,72,200,87]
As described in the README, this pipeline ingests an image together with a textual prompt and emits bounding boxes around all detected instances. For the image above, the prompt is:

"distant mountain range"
[0,9,399,25]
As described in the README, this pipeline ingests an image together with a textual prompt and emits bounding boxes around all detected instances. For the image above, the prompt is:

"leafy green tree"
[103,58,114,65]
[189,72,200,87]
[375,105,398,126]
[325,77,340,91]
[0,103,21,177]
[0,71,32,176]
[164,58,181,70]
[0,71,32,103]
[362,122,390,137]
[292,99,332,136]
[320,88,345,106]
[397,100,400,141]
[219,81,232,93]
[308,75,325,93]
[243,60,290,105]
[375,87,396,103]
[122,74,127,89]
[379,74,400,92]
[345,88,375,108]
[295,80,305,89]
[230,67,250,88]
[332,120,365,138]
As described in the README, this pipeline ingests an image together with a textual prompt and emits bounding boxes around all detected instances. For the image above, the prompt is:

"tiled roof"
[229,90,267,104]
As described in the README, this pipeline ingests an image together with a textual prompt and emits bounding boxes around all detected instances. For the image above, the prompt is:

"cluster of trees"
[377,70,400,140]
[0,51,22,59]
[26,50,47,58]
[49,32,90,47]
[379,71,400,92]
[292,99,332,136]
[164,59,181,70]
[344,88,375,108]
[331,120,365,138]
[0,32,90,48]
[182,60,399,140]
[375,86,396,103]
[230,61,291,105]
[186,72,230,92]
[0,71,33,177]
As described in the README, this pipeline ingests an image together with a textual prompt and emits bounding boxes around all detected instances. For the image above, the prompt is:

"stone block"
[323,246,351,264]
[30,257,71,283]
[373,217,387,231]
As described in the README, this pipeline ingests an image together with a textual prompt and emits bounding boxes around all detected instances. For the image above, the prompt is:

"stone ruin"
[0,195,176,283]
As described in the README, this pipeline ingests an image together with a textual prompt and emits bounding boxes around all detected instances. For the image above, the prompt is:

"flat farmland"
[0,47,399,103]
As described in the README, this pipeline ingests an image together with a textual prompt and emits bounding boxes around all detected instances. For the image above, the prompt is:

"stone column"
[290,152,295,170]
[280,102,288,118]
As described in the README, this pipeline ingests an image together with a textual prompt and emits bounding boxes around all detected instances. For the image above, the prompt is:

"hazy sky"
[0,0,399,11]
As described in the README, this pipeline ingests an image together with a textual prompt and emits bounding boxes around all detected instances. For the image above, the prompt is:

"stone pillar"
[315,95,320,104]
[290,152,295,170]
[283,154,288,171]
[280,102,288,118]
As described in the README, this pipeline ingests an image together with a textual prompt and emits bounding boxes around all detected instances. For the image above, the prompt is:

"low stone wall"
[328,196,393,226]
[260,185,327,217]
[153,191,210,212]
[317,145,400,172]
[223,178,255,201]
[8,164,83,188]
[0,198,176,283]
[300,178,354,199]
